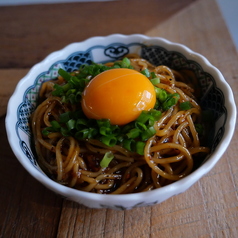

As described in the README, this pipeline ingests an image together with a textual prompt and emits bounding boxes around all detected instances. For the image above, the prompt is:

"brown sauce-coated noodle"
[31,57,210,194]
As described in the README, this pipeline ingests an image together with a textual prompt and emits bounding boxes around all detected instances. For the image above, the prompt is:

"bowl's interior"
[16,42,227,175]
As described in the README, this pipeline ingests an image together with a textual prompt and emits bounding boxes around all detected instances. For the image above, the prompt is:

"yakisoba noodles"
[31,55,210,194]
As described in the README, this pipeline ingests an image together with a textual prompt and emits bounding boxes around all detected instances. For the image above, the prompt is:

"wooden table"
[1,0,238,237]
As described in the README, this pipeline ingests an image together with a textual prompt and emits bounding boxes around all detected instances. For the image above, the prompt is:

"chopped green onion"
[123,139,136,152]
[121,57,131,68]
[136,109,161,127]
[97,119,111,128]
[180,101,192,110]
[100,151,114,168]
[149,109,162,121]
[110,125,120,136]
[101,136,117,147]
[66,119,75,130]
[62,83,71,92]
[126,128,141,139]
[69,76,80,87]
[141,126,156,141]
[195,124,204,135]
[150,72,157,79]
[59,112,72,123]
[136,111,152,124]
[66,89,76,96]
[155,87,168,102]
[42,121,61,136]
[61,96,66,103]
[121,123,134,133]
[112,64,121,69]
[151,77,160,85]
[141,68,150,77]
[88,128,98,138]
[60,127,70,137]
[50,120,61,130]
[154,99,160,109]
[100,126,112,136]
[67,94,76,104]
[58,68,72,81]
[42,127,52,136]
[75,91,82,101]
[52,84,64,97]
[136,141,146,155]
[75,118,88,130]
[135,121,147,131]
[162,93,180,111]
[75,129,90,139]
[116,135,124,143]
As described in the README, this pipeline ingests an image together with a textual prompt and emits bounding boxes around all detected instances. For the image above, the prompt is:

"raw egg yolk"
[81,68,156,125]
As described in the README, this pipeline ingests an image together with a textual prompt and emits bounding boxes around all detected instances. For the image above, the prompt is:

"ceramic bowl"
[5,34,236,210]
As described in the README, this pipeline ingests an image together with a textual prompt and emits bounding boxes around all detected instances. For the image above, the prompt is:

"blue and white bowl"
[5,34,236,210]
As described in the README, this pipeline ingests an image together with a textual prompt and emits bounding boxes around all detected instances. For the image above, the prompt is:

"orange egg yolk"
[81,68,156,125]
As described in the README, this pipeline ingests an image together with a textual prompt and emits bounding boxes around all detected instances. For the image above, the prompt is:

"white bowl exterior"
[6,34,237,209]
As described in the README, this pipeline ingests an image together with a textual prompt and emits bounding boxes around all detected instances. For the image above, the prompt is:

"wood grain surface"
[1,0,238,237]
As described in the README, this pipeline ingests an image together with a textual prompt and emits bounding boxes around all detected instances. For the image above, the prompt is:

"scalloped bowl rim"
[5,34,237,207]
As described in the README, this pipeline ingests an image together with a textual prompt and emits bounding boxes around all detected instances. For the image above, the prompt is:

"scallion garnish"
[136,110,152,124]
[136,141,146,155]
[135,121,147,131]
[59,112,72,123]
[120,57,131,68]
[75,128,90,139]
[195,123,204,135]
[180,101,192,110]
[126,128,141,139]
[162,93,180,111]
[154,87,168,102]
[58,68,72,81]
[101,135,117,147]
[60,127,71,137]
[66,119,76,131]
[150,72,157,79]
[141,68,150,77]
[141,126,156,141]
[123,139,136,152]
[50,120,61,130]
[100,151,114,168]
[151,77,160,85]
[42,127,52,136]
[100,126,112,136]
[52,84,64,97]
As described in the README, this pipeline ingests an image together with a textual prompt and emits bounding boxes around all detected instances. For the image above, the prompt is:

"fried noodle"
[31,56,210,194]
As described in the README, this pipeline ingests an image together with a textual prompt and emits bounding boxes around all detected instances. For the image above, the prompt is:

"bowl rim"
[5,34,237,203]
